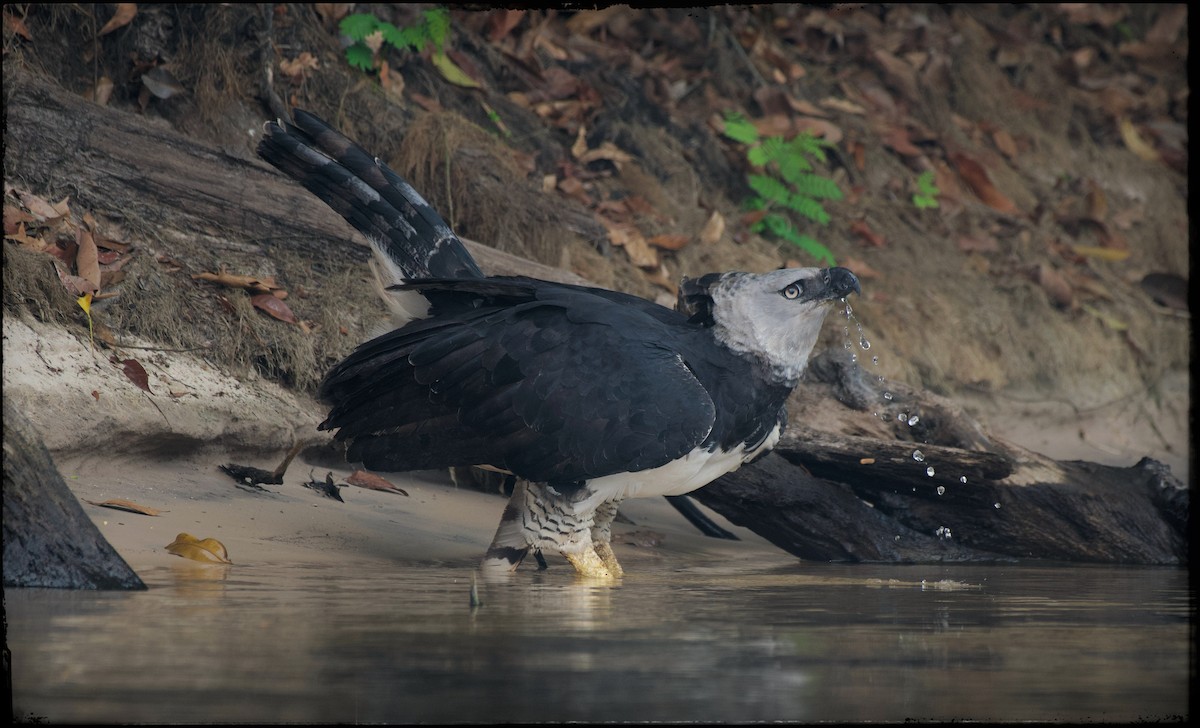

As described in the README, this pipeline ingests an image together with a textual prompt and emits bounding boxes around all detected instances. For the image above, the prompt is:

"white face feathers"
[708,267,861,384]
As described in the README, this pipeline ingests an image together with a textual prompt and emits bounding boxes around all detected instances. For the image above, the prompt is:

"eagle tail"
[256,109,483,285]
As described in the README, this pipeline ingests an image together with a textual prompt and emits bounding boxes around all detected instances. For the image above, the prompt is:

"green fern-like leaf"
[722,112,760,145]
[789,232,837,266]
[775,152,814,185]
[791,172,843,201]
[763,212,793,237]
[344,43,376,71]
[786,195,831,225]
[757,137,788,165]
[748,174,790,205]
[379,21,423,50]
[913,170,940,209]
[747,145,769,167]
[788,132,828,164]
[340,13,381,41]
[423,7,451,49]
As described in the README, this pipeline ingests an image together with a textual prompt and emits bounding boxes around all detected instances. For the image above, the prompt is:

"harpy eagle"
[257,110,860,578]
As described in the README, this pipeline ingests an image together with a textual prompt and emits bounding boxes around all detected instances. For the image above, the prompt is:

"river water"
[6,559,1189,723]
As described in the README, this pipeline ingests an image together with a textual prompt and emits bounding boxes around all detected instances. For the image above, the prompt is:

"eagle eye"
[782,282,803,300]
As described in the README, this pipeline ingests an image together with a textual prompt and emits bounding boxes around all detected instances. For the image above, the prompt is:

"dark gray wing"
[257,109,482,279]
[320,279,716,485]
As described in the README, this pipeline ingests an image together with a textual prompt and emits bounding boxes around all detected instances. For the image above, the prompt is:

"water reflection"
[7,562,1189,723]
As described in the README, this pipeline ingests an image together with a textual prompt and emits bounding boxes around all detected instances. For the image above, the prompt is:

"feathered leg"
[480,480,615,579]
[590,499,625,578]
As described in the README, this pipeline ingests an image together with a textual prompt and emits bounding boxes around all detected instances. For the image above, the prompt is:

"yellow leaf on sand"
[166,533,232,564]
[1118,118,1159,162]
[1071,245,1131,262]
[431,51,480,89]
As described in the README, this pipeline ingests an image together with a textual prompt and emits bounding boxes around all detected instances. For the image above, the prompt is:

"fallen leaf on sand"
[950,151,1020,215]
[191,271,281,293]
[119,357,153,393]
[346,469,409,495]
[86,498,163,516]
[251,293,298,324]
[166,533,232,564]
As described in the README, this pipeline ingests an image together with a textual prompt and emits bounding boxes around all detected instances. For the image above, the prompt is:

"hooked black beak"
[823,267,861,299]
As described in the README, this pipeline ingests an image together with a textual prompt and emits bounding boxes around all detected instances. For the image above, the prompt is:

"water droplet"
[907,415,919,427]
[897,412,908,422]
[994,502,1001,509]
[935,525,952,540]
[960,476,968,484]
[912,449,924,462]
[859,335,871,350]
[843,341,852,350]
[850,352,858,363]
[927,466,936,477]
[883,392,893,400]
[894,535,901,541]
[872,356,879,366]
[936,485,945,495]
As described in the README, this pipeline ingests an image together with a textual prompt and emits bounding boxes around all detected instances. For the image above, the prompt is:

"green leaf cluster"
[912,170,940,210]
[721,112,842,266]
[339,7,450,71]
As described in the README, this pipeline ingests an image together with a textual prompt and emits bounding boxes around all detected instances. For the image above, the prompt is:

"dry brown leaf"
[571,125,589,159]
[85,498,162,516]
[92,75,115,106]
[956,233,1000,253]
[597,215,658,269]
[250,293,298,324]
[4,11,33,41]
[191,271,281,292]
[578,142,634,169]
[1111,204,1145,231]
[119,357,153,393]
[1083,179,1108,222]
[280,52,319,82]
[698,210,725,246]
[1144,5,1188,45]
[5,222,46,251]
[647,234,690,251]
[752,114,793,138]
[793,117,843,144]
[992,129,1019,159]
[820,97,866,115]
[881,125,922,157]
[487,9,526,42]
[58,269,98,296]
[16,189,66,221]
[557,176,591,206]
[950,152,1020,215]
[76,225,101,291]
[165,533,232,564]
[849,220,885,247]
[4,204,36,235]
[313,3,352,26]
[98,3,137,36]
[643,264,678,295]
[346,469,409,495]
[1035,263,1073,309]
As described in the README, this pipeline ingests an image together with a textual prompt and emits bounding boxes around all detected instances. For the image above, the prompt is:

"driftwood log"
[4,68,1188,568]
[3,399,145,589]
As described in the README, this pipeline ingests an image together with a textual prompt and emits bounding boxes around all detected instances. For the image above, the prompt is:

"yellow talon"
[564,548,615,579]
